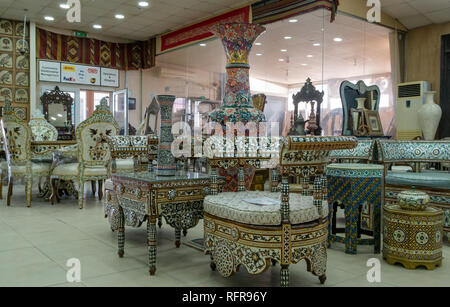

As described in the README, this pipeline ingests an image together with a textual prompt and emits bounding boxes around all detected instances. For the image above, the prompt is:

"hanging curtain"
[252,0,339,24]
[36,28,156,70]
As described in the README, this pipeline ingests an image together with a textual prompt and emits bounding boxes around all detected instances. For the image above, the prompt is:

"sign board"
[38,60,119,87]
[38,60,61,82]
[61,63,101,86]
[101,67,119,87]
[73,31,88,38]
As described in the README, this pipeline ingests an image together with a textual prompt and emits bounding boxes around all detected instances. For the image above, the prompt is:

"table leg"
[344,200,358,254]
[118,207,125,258]
[373,200,381,254]
[148,218,157,275]
[175,227,181,248]
[158,216,162,228]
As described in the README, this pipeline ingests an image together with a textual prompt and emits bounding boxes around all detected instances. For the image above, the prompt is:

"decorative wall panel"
[0,19,30,120]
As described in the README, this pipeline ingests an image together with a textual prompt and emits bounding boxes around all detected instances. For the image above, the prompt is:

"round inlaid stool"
[327,163,384,254]
[383,203,443,270]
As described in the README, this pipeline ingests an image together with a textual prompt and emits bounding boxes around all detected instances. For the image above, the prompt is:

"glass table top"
[112,171,215,183]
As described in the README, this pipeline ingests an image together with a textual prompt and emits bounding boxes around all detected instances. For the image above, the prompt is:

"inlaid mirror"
[40,86,75,140]
[339,80,381,136]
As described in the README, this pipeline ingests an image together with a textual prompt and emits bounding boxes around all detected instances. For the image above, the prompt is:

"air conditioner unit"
[396,81,430,140]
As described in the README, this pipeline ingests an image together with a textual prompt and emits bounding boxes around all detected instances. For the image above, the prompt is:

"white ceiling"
[381,0,450,29]
[0,0,255,41]
[157,10,391,86]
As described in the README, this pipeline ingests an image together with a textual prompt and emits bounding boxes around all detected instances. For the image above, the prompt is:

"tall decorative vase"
[418,91,442,140]
[156,95,176,176]
[355,97,366,110]
[208,23,266,129]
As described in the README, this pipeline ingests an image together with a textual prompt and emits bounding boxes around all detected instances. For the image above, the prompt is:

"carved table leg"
[158,216,162,228]
[117,207,125,258]
[98,180,103,201]
[344,199,358,255]
[175,227,181,248]
[280,264,289,287]
[7,176,13,206]
[91,180,96,196]
[148,218,157,275]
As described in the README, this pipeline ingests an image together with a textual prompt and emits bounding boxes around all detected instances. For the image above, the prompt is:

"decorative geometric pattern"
[37,28,156,71]
[379,140,450,241]
[0,18,30,119]
[383,203,443,270]
[327,163,384,254]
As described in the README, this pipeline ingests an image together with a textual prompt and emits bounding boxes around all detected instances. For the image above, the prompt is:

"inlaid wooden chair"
[103,134,158,230]
[50,98,119,209]
[203,136,357,286]
[0,99,52,207]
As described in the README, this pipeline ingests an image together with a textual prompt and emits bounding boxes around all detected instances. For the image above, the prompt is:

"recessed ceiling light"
[334,37,343,42]
[115,14,125,19]
[255,42,262,46]
[313,43,321,46]
[138,1,149,7]
[288,19,298,23]
[281,49,287,52]
[279,59,284,62]
[93,24,102,29]
[199,43,206,47]
[284,36,292,40]
[59,3,70,9]
[44,16,54,21]
[256,53,262,56]
[301,63,308,66]
[307,54,313,58]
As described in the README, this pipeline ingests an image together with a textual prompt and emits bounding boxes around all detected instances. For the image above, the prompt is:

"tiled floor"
[0,184,449,287]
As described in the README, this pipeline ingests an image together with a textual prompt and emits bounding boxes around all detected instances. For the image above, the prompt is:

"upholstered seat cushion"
[2,162,51,174]
[386,171,450,190]
[52,162,108,177]
[204,191,328,226]
[115,158,134,170]
[104,178,114,190]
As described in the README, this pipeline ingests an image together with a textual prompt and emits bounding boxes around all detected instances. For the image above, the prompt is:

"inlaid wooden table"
[111,171,224,275]
[31,140,78,199]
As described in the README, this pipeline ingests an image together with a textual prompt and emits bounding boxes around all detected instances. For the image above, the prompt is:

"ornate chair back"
[29,109,58,141]
[0,99,32,167]
[329,139,375,163]
[75,98,119,168]
[107,134,158,172]
[279,136,358,223]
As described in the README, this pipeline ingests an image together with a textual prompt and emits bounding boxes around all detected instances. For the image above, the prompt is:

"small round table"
[383,203,443,270]
[327,163,384,254]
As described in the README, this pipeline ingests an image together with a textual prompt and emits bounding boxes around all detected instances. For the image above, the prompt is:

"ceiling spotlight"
[301,63,308,66]
[138,1,149,7]
[115,14,125,19]
[307,54,313,58]
[93,24,102,29]
[284,36,292,40]
[288,19,298,23]
[313,43,321,46]
[281,49,287,52]
[334,37,343,42]
[199,43,206,47]
[59,3,70,9]
[44,16,54,21]
[256,53,262,56]
[255,42,262,46]
[279,58,284,62]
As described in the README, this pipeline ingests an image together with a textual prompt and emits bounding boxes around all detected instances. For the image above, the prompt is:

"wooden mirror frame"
[40,86,75,140]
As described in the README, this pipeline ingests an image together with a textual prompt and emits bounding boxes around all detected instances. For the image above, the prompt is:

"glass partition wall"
[138,9,395,137]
